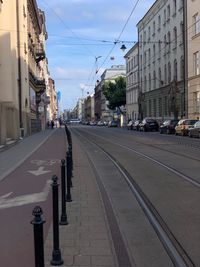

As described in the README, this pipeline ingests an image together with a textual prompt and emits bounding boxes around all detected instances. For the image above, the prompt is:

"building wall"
[187,0,200,119]
[125,43,139,121]
[137,0,185,120]
[0,0,29,144]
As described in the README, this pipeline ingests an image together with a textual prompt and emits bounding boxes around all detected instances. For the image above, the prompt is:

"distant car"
[97,121,104,126]
[108,120,118,127]
[132,120,142,131]
[90,121,97,126]
[159,119,179,134]
[175,119,198,136]
[188,121,200,138]
[139,118,159,132]
[127,120,134,130]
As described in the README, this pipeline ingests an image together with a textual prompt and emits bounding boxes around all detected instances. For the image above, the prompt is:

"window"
[149,100,152,116]
[168,62,171,82]
[159,98,162,117]
[180,56,184,80]
[194,51,200,75]
[164,64,167,84]
[153,44,156,61]
[164,9,166,25]
[148,26,151,41]
[193,92,200,113]
[140,34,142,47]
[167,5,170,21]
[153,21,155,35]
[144,76,147,91]
[174,59,177,81]
[167,31,171,52]
[158,15,161,30]
[193,13,199,36]
[158,40,161,57]
[144,31,146,44]
[153,99,157,117]
[153,71,156,88]
[158,68,162,86]
[173,27,177,48]
[180,22,184,45]
[173,0,176,15]
[148,48,151,63]
[149,73,151,90]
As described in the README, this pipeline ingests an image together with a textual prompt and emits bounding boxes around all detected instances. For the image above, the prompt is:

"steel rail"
[75,127,200,189]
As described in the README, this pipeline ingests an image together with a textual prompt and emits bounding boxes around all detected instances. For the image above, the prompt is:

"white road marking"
[0,192,13,200]
[0,180,51,209]
[28,166,51,176]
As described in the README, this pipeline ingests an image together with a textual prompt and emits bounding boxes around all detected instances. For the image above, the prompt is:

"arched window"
[180,56,184,80]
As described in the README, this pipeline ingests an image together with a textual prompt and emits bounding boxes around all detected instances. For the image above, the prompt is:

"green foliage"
[102,76,126,110]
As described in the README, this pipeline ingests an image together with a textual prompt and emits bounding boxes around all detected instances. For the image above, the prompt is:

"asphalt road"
[0,129,67,267]
[70,125,200,267]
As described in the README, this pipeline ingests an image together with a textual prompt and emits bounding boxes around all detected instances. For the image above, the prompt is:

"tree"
[102,76,126,114]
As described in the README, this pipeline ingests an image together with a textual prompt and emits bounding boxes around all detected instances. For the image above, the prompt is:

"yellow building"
[0,0,49,145]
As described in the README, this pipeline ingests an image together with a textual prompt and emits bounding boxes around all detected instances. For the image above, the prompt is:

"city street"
[0,126,200,266]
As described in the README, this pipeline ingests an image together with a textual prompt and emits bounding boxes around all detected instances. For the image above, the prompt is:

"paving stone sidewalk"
[44,135,118,267]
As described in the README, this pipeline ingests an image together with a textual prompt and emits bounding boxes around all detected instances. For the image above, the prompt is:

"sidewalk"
[44,132,118,267]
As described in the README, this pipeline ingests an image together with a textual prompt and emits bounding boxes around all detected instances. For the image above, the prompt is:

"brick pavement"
[44,133,118,267]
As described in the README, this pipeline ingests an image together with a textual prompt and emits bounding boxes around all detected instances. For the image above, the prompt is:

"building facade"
[137,0,185,120]
[187,0,200,119]
[124,43,139,121]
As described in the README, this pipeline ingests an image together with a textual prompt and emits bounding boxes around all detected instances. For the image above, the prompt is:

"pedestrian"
[51,120,54,129]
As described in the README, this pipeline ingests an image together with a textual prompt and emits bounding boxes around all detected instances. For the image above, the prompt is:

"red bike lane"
[0,129,67,267]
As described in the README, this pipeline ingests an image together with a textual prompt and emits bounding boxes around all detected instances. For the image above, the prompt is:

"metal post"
[68,144,73,177]
[31,206,45,267]
[60,159,68,225]
[66,151,72,202]
[51,175,63,266]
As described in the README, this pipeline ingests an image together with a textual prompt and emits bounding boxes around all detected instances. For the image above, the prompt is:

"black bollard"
[31,206,45,267]
[60,159,68,225]
[68,144,73,176]
[66,151,72,202]
[51,175,63,266]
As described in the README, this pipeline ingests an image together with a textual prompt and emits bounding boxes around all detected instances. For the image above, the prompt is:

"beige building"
[48,78,57,121]
[124,43,139,121]
[0,0,50,145]
[187,0,200,119]
[0,0,29,144]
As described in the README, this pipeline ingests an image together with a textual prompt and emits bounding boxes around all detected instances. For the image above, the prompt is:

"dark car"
[132,120,142,131]
[159,119,179,134]
[127,120,134,130]
[188,121,200,138]
[139,118,159,132]
[108,120,118,127]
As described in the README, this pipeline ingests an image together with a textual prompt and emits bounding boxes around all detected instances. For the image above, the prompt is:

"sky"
[37,0,155,111]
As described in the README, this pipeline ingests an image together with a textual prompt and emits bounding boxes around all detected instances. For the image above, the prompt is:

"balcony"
[29,70,46,93]
[35,44,45,63]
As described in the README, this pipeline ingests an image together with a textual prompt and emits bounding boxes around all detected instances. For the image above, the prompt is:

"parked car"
[97,121,104,126]
[139,118,159,132]
[175,119,198,136]
[127,120,135,130]
[108,120,118,127]
[159,119,179,134]
[188,121,200,138]
[132,120,142,131]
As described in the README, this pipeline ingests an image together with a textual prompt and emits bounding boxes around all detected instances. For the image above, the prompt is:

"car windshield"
[186,120,198,125]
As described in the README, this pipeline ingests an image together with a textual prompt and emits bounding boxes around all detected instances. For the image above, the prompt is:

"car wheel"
[181,131,185,136]
[189,131,192,138]
[175,131,178,136]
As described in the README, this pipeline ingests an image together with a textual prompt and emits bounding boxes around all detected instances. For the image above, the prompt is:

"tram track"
[72,127,200,189]
[72,128,196,267]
